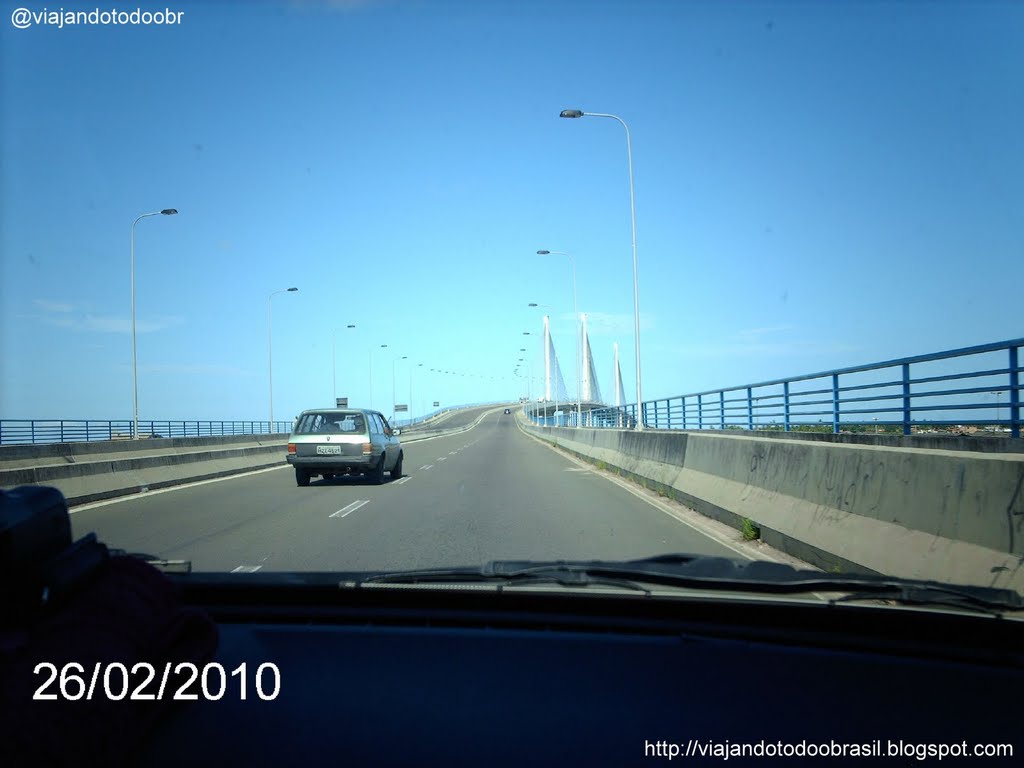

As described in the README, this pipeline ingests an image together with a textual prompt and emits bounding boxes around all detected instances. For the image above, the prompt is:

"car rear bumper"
[287,455,374,471]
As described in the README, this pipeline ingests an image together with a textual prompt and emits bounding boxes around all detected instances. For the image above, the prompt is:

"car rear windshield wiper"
[358,555,1024,613]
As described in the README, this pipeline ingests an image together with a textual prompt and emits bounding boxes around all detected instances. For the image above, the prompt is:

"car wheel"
[391,452,403,479]
[323,473,335,481]
[372,454,386,485]
[295,468,310,487]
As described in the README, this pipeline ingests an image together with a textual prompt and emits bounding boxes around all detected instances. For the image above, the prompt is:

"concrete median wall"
[523,422,1024,593]
[0,433,290,466]
[0,436,289,507]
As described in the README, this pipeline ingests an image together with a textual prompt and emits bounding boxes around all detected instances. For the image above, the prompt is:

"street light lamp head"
[160,209,178,215]
[528,303,539,307]
[536,250,550,256]
[287,287,298,292]
[347,324,356,328]
[559,109,584,119]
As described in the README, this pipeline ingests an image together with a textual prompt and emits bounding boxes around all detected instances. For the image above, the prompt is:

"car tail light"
[287,443,296,454]
[361,442,372,455]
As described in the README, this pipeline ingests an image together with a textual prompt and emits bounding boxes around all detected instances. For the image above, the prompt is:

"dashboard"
[131,578,1024,767]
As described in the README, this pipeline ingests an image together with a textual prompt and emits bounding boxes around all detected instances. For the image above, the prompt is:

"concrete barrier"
[521,420,1024,593]
[1,437,288,507]
[0,433,290,467]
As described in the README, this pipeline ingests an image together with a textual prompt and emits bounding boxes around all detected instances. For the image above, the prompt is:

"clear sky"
[2,0,1021,423]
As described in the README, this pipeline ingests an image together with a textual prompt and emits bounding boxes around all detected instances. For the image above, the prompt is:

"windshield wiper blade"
[830,585,1013,616]
[357,565,654,595]
[358,555,1024,612]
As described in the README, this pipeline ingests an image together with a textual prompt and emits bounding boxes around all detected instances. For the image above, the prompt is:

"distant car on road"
[287,408,403,486]
[504,408,511,415]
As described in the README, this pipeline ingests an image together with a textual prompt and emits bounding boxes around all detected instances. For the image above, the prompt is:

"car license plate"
[316,445,342,455]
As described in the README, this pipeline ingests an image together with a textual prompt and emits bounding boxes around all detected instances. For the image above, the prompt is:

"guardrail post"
[680,396,686,430]
[60,421,65,443]
[697,394,703,430]
[783,382,791,432]
[746,387,753,431]
[901,363,911,436]
[832,374,840,434]
[719,391,725,430]
[31,421,36,444]
[1009,346,1019,439]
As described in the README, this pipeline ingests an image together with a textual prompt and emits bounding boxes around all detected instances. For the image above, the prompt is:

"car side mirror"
[393,429,401,436]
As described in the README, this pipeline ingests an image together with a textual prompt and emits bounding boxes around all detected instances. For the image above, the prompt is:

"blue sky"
[2,0,1022,423]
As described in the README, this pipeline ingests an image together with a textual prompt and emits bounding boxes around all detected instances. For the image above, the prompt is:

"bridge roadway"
[69,407,761,573]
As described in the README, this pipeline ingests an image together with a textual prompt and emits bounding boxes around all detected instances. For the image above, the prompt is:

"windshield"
[1,0,1021,613]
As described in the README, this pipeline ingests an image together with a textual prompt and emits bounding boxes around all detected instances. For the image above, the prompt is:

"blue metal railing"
[527,338,1022,438]
[0,420,294,446]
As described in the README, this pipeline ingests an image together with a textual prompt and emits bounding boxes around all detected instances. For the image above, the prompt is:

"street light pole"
[392,355,406,423]
[369,344,387,411]
[131,208,177,440]
[412,363,422,422]
[332,324,356,404]
[538,250,581,427]
[560,108,643,429]
[268,287,299,430]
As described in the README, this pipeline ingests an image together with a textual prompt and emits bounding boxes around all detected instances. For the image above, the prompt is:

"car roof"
[297,409,377,417]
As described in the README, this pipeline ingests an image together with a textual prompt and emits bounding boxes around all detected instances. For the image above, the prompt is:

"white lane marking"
[394,476,412,485]
[449,451,458,455]
[563,468,590,472]
[419,464,433,470]
[231,565,262,573]
[437,457,447,462]
[69,464,290,513]
[330,499,369,518]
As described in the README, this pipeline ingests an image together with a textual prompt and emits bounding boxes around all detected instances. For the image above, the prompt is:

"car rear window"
[294,412,367,435]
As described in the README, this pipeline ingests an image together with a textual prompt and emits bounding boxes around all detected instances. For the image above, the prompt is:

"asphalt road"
[402,403,509,432]
[71,409,744,572]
